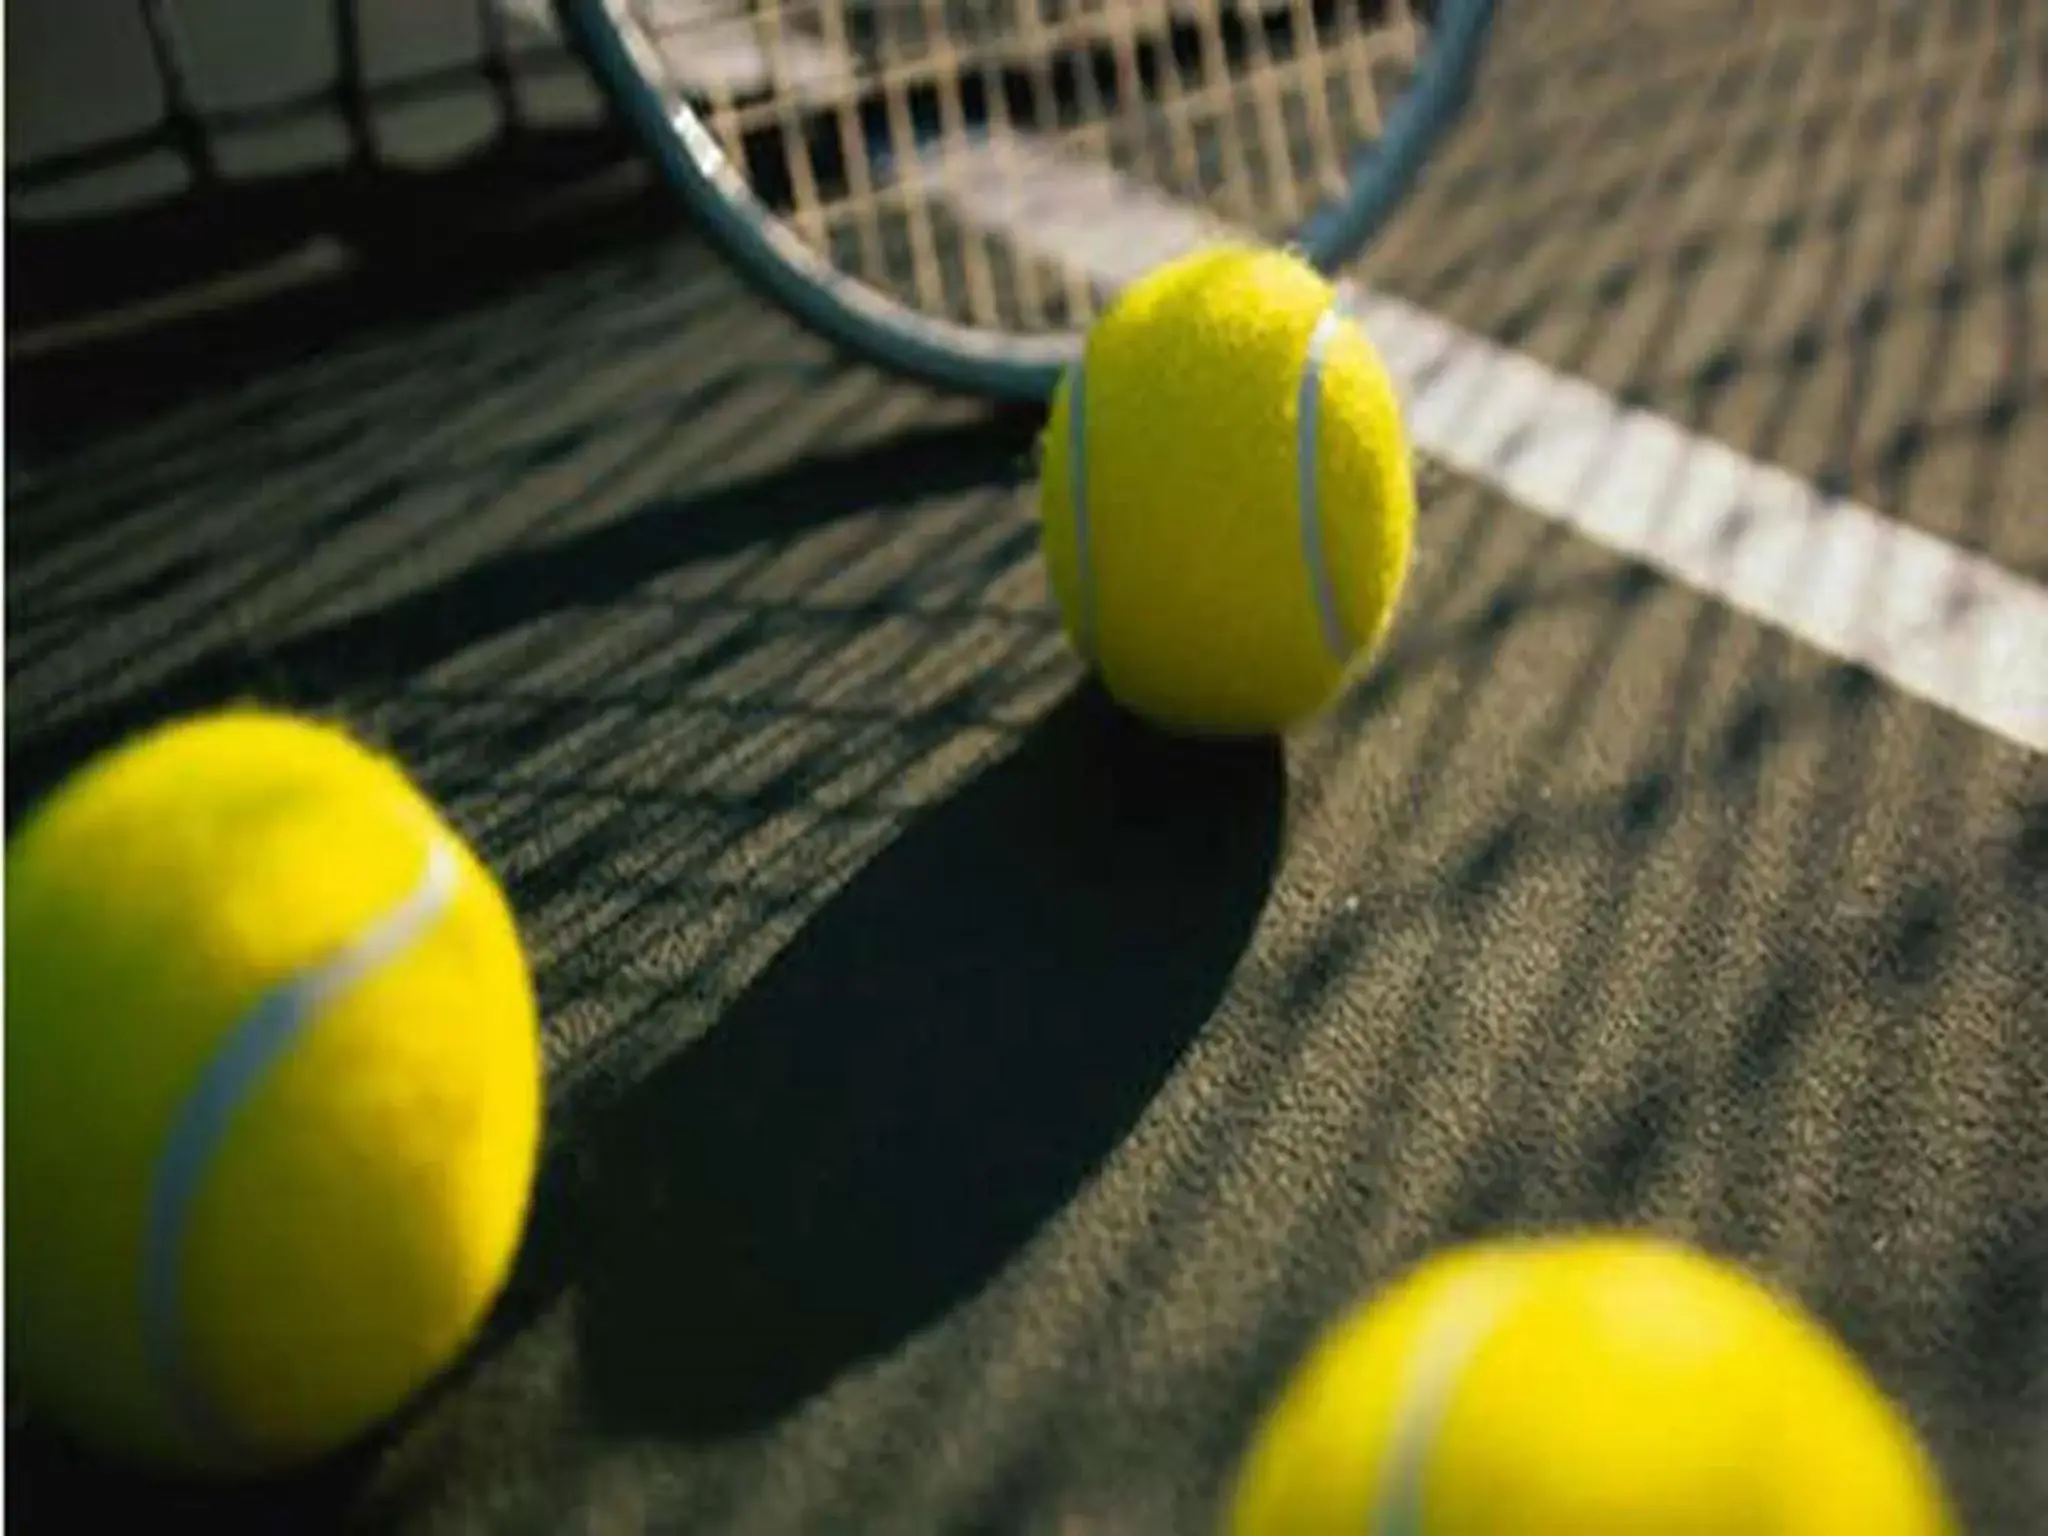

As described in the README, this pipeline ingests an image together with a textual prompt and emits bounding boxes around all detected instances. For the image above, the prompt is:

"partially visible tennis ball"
[1228,1234,1957,1535]
[6,709,544,1477]
[1039,245,1415,736]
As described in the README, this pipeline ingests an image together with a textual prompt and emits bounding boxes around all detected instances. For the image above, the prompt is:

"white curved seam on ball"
[1370,1272,1517,1535]
[1066,360,1100,663]
[1297,305,1355,662]
[139,835,462,1455]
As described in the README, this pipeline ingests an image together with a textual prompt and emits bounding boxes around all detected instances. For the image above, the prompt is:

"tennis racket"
[554,0,1494,401]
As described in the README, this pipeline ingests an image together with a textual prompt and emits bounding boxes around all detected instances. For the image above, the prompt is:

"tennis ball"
[6,708,544,1477]
[1039,245,1415,736]
[1228,1234,1957,1535]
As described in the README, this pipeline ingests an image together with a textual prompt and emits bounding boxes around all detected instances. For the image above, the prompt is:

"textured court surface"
[8,2,2046,1532]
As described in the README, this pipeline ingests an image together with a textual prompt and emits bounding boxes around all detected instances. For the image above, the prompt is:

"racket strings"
[622,0,1431,334]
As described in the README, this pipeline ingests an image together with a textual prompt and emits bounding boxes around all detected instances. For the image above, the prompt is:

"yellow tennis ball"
[6,708,544,1477]
[1038,245,1415,736]
[1228,1234,1957,1535]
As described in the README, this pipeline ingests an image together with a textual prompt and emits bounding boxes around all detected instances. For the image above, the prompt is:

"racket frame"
[555,0,1495,401]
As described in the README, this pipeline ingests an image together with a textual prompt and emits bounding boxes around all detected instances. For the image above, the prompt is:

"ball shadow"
[550,684,1285,1437]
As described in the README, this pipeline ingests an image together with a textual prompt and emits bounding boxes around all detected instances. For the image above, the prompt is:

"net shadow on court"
[1305,4,2045,1526]
[6,2,2045,1532]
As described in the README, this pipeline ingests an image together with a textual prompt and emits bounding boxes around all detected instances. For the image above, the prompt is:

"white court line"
[923,136,2048,754]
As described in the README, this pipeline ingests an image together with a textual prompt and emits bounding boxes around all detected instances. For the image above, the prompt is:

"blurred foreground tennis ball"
[1229,1234,1956,1536]
[7,709,543,1476]
[1039,245,1415,736]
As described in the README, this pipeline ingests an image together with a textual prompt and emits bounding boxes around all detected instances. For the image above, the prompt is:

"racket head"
[557,0,1496,401]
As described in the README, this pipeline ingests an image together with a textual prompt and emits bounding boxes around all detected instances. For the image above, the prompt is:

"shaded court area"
[7,1,2046,1532]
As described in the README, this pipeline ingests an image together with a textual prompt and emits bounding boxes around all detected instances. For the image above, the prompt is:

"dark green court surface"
[8,2,2044,1532]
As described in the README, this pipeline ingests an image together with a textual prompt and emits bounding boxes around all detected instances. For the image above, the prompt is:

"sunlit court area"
[6,1,2044,1532]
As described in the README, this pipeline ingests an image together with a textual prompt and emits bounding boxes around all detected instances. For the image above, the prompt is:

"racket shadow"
[540,684,1284,1438]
